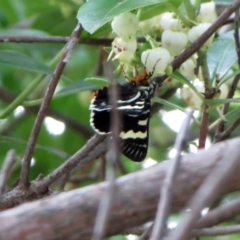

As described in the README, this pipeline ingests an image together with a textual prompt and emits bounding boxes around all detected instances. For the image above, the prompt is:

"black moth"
[89,74,156,162]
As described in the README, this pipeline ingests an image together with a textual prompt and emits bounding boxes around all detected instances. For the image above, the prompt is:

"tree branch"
[198,104,209,149]
[193,225,240,237]
[19,23,83,189]
[0,133,107,210]
[0,138,240,239]
[0,36,152,45]
[196,197,240,228]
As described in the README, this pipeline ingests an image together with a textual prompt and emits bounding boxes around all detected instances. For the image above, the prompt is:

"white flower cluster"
[110,11,173,75]
[109,1,225,109]
[110,12,138,64]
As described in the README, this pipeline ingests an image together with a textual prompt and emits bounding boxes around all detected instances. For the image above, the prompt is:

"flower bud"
[111,12,139,41]
[197,1,217,23]
[160,12,183,31]
[219,83,229,99]
[180,58,197,79]
[162,30,188,56]
[180,79,204,109]
[141,47,171,75]
[188,23,214,50]
[111,37,137,63]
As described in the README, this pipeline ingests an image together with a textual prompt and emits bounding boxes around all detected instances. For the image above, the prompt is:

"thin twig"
[0,36,152,45]
[193,225,240,237]
[91,63,120,240]
[198,51,211,91]
[166,136,240,240]
[234,8,240,64]
[69,172,99,183]
[100,155,106,181]
[91,144,117,240]
[116,160,128,175]
[59,173,70,191]
[0,150,16,196]
[139,223,154,240]
[123,226,146,236]
[30,134,107,193]
[196,197,240,228]
[217,117,240,140]
[150,110,193,240]
[196,44,213,150]
[18,23,83,189]
[0,36,111,45]
[198,104,209,149]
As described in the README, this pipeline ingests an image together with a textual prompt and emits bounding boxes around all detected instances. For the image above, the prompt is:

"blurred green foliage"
[0,0,240,239]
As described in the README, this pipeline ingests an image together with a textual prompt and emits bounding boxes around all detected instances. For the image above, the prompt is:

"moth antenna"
[143,52,161,77]
[144,52,150,67]
[150,58,161,76]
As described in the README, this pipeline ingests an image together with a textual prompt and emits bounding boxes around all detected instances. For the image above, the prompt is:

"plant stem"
[199,104,209,149]
[198,50,211,92]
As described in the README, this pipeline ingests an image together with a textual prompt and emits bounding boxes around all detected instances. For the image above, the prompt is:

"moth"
[89,68,157,161]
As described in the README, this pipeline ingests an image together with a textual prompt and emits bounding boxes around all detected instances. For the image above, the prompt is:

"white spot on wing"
[120,130,147,139]
[117,91,141,103]
[118,105,144,110]
[138,119,148,126]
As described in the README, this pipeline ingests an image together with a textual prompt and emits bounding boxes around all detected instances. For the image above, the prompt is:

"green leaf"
[169,0,182,7]
[24,78,108,106]
[205,97,240,108]
[152,97,186,112]
[207,37,237,82]
[0,50,52,74]
[85,77,110,87]
[225,107,240,119]
[220,69,240,86]
[55,80,97,97]
[139,4,169,21]
[77,0,168,34]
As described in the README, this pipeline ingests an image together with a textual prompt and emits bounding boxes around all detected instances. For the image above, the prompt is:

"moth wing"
[120,100,150,161]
